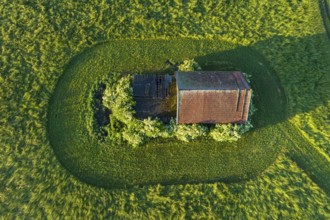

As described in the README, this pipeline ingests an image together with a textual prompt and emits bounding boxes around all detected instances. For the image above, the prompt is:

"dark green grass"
[320,0,330,38]
[2,0,330,218]
[280,122,330,195]
[48,39,287,188]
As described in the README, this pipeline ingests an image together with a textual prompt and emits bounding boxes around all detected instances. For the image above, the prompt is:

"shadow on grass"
[48,34,330,190]
[195,46,288,130]
[196,34,329,130]
[193,36,330,196]
[319,0,330,39]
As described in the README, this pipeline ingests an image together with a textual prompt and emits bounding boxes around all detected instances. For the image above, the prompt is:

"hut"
[176,71,251,124]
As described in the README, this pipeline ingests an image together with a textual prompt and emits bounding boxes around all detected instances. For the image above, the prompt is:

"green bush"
[89,60,256,147]
[178,59,202,71]
[103,74,135,123]
[173,122,208,142]
[210,122,253,142]
[95,66,255,147]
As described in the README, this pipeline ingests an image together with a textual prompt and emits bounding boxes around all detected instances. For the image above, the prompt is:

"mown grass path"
[320,0,330,38]
[282,122,330,196]
[48,39,289,188]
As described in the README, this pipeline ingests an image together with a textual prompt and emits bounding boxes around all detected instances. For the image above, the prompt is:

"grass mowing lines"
[48,38,287,188]
[279,121,330,195]
[319,0,330,38]
[213,152,330,219]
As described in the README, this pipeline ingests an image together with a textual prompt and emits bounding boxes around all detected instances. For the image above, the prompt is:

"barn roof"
[176,71,252,124]
[176,71,250,91]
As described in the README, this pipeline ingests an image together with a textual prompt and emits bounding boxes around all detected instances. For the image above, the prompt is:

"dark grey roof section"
[176,71,250,91]
[133,74,175,123]
[133,74,173,99]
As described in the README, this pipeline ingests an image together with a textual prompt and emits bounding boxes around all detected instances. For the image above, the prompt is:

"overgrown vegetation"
[87,80,109,140]
[177,59,202,71]
[1,0,330,218]
[91,60,255,147]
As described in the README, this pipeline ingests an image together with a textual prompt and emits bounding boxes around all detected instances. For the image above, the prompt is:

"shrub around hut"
[90,60,255,147]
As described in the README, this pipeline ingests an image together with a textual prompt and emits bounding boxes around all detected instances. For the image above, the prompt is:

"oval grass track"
[48,39,287,188]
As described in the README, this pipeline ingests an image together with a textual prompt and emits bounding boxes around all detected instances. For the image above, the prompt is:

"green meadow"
[1,0,330,218]
[48,39,287,188]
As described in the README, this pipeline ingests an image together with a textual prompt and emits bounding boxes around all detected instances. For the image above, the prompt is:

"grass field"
[48,39,287,188]
[1,0,330,218]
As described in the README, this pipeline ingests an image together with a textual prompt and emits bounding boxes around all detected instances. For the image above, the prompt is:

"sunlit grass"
[49,39,288,187]
[1,0,330,218]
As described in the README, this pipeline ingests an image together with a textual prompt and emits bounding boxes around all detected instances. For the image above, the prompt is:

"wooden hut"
[176,71,251,124]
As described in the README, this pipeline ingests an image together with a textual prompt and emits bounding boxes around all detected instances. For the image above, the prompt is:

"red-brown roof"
[176,71,251,124]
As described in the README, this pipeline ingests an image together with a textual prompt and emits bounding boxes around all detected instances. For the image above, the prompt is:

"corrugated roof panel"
[178,90,248,124]
[176,71,249,91]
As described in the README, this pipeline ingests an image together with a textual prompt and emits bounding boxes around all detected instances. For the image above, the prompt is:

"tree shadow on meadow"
[195,33,329,131]
[131,34,328,189]
[48,33,330,189]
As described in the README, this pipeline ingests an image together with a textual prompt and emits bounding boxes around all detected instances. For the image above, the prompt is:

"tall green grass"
[254,34,330,157]
[1,0,330,218]
[48,39,287,187]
